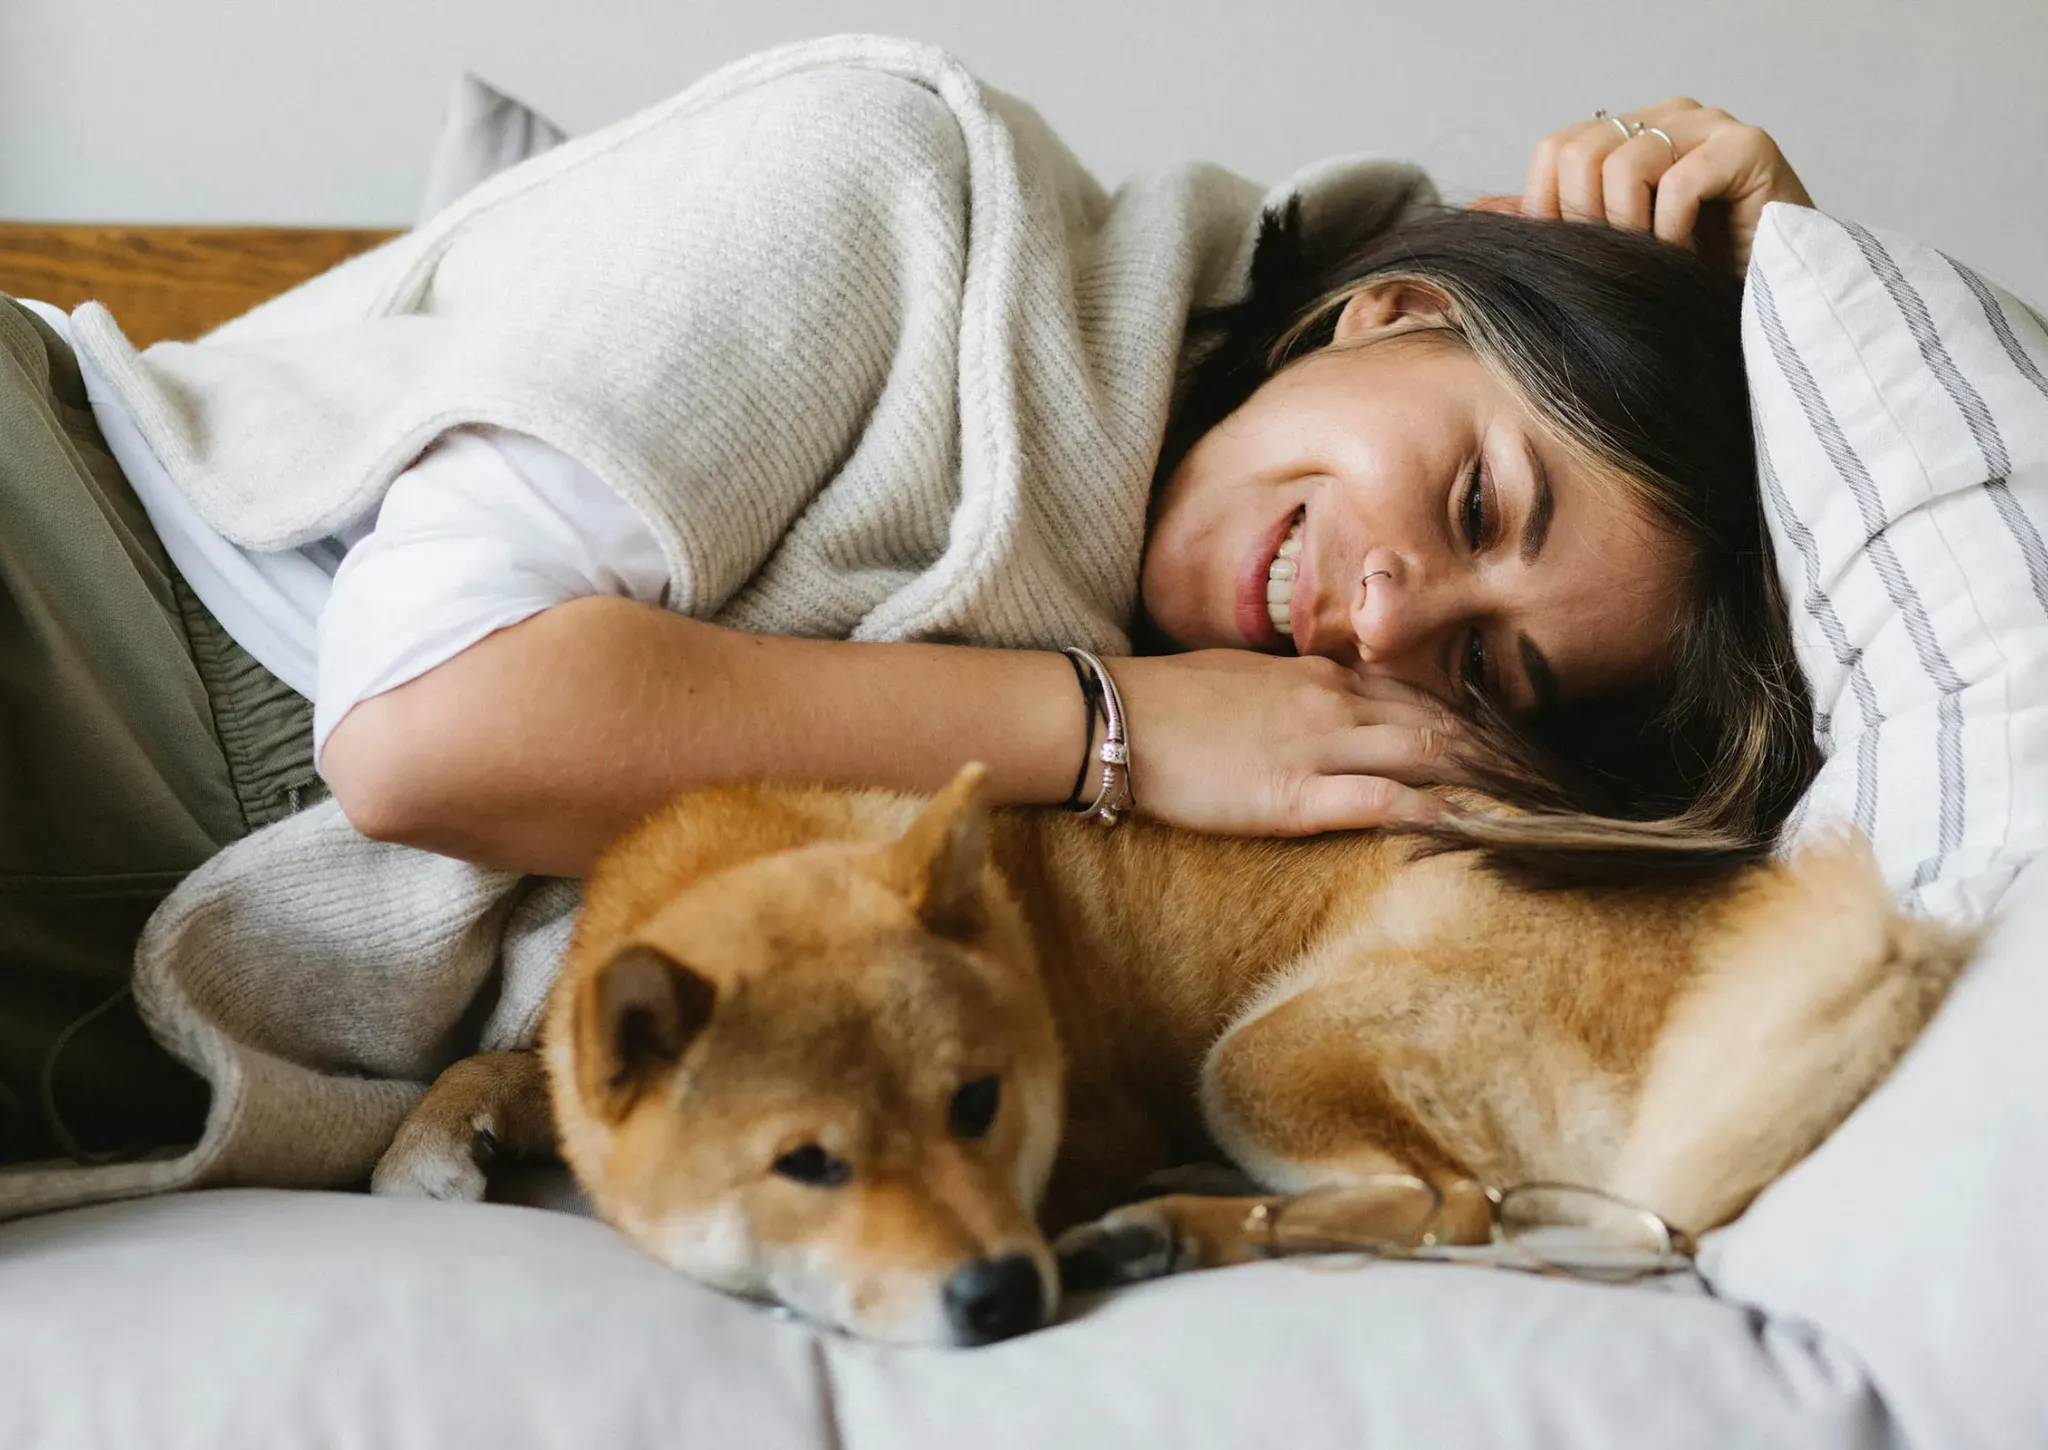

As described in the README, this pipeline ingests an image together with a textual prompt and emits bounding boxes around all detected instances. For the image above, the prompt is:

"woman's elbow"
[319,694,440,847]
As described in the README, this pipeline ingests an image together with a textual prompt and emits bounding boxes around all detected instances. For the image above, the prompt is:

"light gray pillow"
[417,73,569,227]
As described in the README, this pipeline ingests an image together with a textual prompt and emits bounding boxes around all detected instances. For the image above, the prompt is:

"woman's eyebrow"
[1519,438,1554,564]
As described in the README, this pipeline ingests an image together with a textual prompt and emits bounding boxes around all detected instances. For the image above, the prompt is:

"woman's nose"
[1348,555,1452,671]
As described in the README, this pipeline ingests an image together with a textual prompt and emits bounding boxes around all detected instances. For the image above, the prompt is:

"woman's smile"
[1241,505,1304,651]
[1262,510,1305,645]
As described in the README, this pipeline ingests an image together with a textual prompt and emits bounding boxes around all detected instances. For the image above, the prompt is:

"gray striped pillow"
[1746,202,2048,921]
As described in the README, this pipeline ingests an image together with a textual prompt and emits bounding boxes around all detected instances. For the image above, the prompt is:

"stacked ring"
[1594,109,1679,163]
[1593,109,1645,142]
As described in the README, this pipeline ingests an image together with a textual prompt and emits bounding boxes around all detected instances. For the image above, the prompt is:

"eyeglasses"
[1243,1175,1699,1285]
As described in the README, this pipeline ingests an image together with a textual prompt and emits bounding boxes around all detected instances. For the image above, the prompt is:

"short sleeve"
[312,427,668,764]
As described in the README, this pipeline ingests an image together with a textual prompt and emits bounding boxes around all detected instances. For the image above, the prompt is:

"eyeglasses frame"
[1241,1173,1701,1285]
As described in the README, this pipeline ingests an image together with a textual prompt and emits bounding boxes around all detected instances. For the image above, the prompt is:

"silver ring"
[1642,124,1678,163]
[1593,109,1643,143]
[1363,569,1391,585]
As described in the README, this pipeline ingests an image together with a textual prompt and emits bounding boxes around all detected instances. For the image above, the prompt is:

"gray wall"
[4,0,2043,301]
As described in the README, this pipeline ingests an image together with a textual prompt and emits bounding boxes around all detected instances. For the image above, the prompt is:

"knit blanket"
[0,35,1430,1220]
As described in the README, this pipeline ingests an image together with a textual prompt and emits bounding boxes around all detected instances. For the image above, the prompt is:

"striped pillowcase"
[1745,202,2048,921]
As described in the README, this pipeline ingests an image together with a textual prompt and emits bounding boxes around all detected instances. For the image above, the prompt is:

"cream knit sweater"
[0,36,1431,1219]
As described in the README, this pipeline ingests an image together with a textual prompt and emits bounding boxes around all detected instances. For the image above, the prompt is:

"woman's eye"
[772,1143,851,1188]
[1462,630,1489,697]
[949,1077,1001,1140]
[1462,457,1490,550]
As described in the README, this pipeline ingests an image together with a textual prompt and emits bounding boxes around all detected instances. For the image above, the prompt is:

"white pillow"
[1746,201,2048,921]
[416,73,569,226]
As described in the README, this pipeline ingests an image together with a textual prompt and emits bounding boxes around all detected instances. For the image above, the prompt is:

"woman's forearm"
[318,596,1091,877]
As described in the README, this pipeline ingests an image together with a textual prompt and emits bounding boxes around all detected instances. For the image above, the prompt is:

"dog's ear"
[887,763,991,940]
[573,943,717,1121]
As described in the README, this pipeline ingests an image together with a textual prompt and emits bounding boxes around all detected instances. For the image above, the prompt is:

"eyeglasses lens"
[1497,1184,1685,1280]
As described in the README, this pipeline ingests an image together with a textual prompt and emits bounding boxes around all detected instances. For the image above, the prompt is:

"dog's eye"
[949,1076,1001,1140]
[772,1144,851,1188]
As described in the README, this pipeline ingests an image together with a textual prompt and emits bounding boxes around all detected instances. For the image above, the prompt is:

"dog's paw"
[371,1125,492,1202]
[1131,1161,1262,1200]
[1054,1203,1181,1292]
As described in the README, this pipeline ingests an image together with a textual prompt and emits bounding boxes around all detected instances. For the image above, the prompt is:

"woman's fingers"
[1324,719,1477,784]
[1597,131,1676,232]
[1649,152,1708,254]
[1291,773,1450,834]
[1341,669,1462,712]
[1513,98,1809,276]
[1651,122,1811,274]
[1520,133,1566,221]
[1553,128,1613,224]
[1524,115,1631,222]
[1529,109,1687,231]
[1336,676,1501,781]
[1111,651,1497,839]
[1344,674,1478,732]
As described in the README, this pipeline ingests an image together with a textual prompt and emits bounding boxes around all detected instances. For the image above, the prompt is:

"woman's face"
[1142,286,1690,715]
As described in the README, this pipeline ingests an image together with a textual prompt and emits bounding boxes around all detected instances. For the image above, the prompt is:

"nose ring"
[1362,569,1391,585]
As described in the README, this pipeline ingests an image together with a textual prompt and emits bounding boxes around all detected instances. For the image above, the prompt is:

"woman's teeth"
[1266,518,1303,638]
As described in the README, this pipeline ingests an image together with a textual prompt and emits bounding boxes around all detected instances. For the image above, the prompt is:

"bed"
[3,74,2045,1450]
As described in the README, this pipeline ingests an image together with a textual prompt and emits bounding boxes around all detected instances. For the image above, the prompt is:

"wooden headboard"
[0,223,399,347]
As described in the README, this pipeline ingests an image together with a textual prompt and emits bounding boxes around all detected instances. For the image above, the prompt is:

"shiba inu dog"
[373,765,1970,1345]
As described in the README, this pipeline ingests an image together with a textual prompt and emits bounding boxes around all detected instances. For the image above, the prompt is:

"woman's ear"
[1331,280,1460,344]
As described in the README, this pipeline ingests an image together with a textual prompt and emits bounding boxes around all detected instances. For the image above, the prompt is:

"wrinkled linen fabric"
[0,34,1431,1220]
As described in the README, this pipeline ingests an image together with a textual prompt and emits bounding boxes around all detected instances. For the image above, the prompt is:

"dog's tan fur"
[373,767,1973,1344]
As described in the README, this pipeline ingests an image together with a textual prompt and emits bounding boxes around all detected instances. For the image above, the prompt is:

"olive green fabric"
[0,298,321,1166]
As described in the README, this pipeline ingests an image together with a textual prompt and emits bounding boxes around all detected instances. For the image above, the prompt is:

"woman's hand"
[1109,651,1479,836]
[1477,99,1811,277]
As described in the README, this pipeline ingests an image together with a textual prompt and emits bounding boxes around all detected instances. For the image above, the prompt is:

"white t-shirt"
[23,300,669,768]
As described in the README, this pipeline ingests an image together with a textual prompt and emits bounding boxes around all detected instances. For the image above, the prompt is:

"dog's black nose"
[942,1252,1044,1345]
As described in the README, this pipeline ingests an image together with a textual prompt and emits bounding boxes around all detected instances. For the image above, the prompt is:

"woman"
[317,96,1818,876]
[1,46,1815,1170]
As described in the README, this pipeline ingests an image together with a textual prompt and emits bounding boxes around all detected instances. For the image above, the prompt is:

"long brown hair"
[1157,199,1820,886]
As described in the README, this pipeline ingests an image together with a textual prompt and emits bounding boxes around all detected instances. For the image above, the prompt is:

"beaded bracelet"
[1059,647,1134,829]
